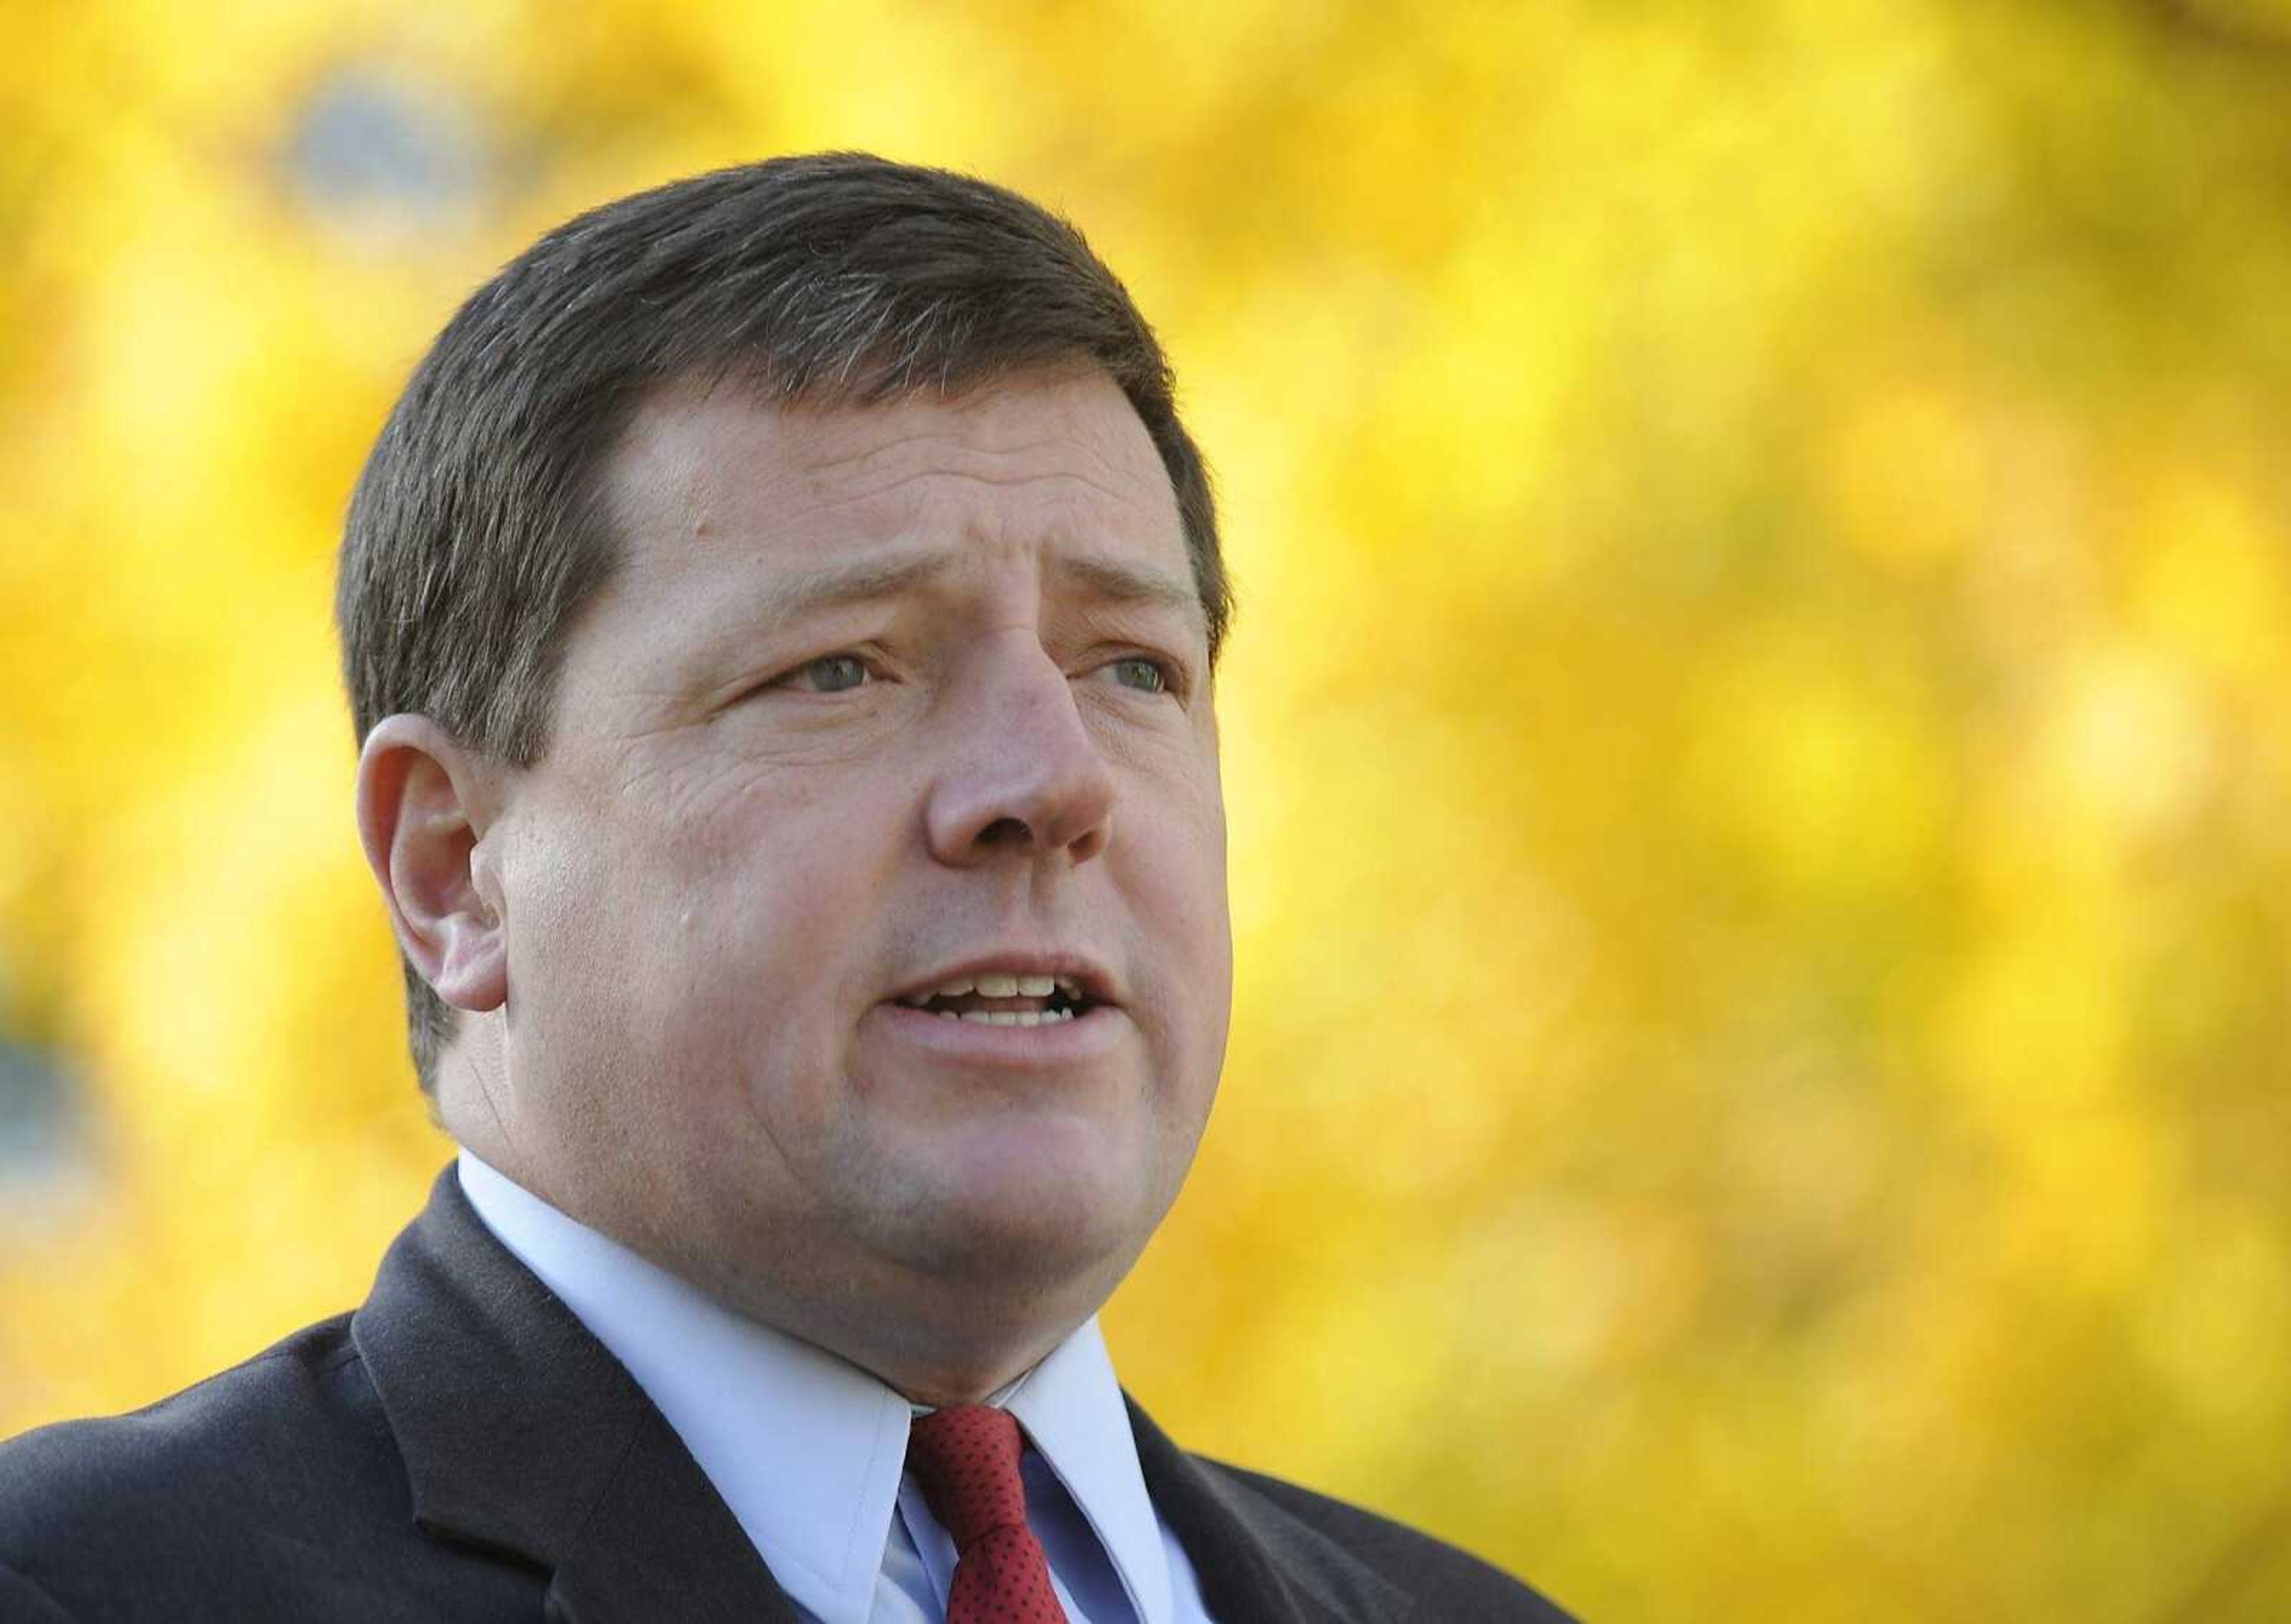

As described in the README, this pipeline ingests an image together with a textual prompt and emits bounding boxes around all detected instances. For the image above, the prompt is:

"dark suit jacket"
[0,1169,1573,1622]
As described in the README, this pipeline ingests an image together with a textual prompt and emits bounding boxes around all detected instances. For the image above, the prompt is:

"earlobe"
[355,716,509,1015]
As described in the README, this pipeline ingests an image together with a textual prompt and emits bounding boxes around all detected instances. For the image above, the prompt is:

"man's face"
[474,368,1231,1374]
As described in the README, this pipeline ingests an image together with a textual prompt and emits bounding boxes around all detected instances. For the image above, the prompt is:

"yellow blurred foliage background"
[5,2,2291,1618]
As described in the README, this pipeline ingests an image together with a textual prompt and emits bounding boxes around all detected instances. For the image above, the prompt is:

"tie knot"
[906,1404,1032,1551]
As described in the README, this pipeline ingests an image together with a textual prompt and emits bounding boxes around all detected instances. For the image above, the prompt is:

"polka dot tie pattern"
[906,1404,1071,1623]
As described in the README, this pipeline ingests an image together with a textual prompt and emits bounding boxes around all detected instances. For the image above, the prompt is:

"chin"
[898,1177,1146,1292]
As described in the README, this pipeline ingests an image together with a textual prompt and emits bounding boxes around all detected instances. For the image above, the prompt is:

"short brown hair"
[336,152,1230,1094]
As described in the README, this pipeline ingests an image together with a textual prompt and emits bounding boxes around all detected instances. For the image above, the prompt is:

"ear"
[355,714,509,1015]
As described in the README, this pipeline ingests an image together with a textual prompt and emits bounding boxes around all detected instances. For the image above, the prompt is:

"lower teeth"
[940,1009,1074,1026]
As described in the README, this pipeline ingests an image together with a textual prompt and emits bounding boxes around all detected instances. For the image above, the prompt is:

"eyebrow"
[1050,554,1206,628]
[751,549,1205,629]
[749,551,953,623]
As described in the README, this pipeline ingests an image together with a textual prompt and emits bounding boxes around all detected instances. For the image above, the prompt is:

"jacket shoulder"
[1,1313,377,1522]
[1196,1456,1579,1622]
[0,1313,520,1622]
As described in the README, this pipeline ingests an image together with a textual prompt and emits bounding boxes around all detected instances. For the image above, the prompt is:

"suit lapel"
[540,1402,801,1623]
[1126,1397,1417,1624]
[352,1169,799,1624]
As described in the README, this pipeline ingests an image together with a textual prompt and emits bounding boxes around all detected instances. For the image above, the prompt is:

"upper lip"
[888,952,1120,1007]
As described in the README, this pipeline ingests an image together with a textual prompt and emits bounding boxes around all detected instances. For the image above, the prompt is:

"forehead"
[601,368,1190,591]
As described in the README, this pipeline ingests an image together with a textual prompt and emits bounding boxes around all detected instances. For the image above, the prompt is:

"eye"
[782,654,873,693]
[1106,656,1172,696]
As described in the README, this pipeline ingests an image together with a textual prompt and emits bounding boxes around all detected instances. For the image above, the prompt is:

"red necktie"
[906,1404,1070,1623]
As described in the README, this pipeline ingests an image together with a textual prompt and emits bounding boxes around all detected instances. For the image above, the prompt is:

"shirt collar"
[1004,1319,1177,1624]
[456,1150,1174,1624]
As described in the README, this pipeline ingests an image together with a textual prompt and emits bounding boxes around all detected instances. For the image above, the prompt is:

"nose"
[925,638,1117,869]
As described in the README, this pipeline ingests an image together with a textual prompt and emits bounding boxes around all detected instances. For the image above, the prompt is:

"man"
[0,154,1571,1622]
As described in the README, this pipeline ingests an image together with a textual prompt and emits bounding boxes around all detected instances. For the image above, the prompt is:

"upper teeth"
[903,973,1079,1005]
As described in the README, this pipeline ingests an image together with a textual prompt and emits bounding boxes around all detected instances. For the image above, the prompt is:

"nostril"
[977,816,1031,847]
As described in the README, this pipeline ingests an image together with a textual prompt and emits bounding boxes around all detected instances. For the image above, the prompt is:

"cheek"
[1181,793,1236,1065]
[666,778,913,1055]
[1166,761,1231,941]
[1125,795,1233,1034]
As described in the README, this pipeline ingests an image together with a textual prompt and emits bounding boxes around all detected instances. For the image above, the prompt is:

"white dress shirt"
[457,1151,1217,1624]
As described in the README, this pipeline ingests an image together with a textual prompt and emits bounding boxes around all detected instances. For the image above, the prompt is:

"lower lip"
[866,1002,1131,1067]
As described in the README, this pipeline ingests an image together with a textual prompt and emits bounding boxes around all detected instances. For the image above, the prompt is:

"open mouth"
[895,973,1099,1027]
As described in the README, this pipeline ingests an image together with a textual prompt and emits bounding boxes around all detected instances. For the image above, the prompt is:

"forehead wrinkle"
[607,379,1190,634]
[783,467,1164,546]
[795,407,1172,506]
[619,377,1180,565]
